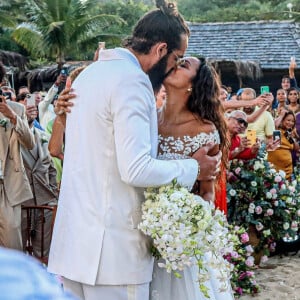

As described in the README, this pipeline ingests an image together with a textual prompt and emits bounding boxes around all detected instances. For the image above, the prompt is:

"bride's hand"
[54,88,76,115]
[192,143,222,181]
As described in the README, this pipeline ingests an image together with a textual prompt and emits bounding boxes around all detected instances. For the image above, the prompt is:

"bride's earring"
[187,87,192,92]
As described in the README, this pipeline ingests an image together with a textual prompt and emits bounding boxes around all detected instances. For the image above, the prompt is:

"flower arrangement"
[139,180,233,298]
[224,226,260,297]
[226,145,300,262]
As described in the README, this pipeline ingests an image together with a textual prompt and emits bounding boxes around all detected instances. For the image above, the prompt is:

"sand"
[241,253,300,300]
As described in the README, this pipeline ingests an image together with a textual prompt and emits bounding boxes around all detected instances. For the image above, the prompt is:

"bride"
[151,57,234,300]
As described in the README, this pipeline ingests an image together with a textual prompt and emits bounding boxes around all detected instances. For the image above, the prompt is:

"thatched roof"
[187,20,300,70]
[209,59,262,80]
[0,50,28,71]
[21,61,91,91]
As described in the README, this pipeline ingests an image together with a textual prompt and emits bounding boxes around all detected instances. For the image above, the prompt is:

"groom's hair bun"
[156,0,178,16]
[123,0,189,55]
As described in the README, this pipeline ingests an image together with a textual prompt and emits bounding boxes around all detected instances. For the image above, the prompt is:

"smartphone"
[246,129,256,146]
[0,90,2,102]
[26,93,36,106]
[273,130,281,143]
[260,86,270,94]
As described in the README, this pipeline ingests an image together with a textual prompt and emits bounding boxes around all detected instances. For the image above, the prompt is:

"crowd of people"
[0,0,299,299]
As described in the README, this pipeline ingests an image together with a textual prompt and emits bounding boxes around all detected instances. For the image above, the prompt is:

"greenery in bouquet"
[139,180,233,298]
[224,226,260,297]
[226,145,300,261]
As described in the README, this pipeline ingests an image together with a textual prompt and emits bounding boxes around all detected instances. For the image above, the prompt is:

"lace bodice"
[157,130,220,160]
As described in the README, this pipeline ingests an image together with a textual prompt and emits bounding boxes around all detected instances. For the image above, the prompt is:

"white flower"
[139,180,232,296]
[229,189,236,196]
[286,197,293,204]
[249,203,255,209]
[248,208,254,214]
[251,181,257,187]
[266,192,272,199]
[278,170,286,178]
[283,223,290,230]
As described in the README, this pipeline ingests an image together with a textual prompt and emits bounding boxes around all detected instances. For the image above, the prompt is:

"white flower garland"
[139,180,233,298]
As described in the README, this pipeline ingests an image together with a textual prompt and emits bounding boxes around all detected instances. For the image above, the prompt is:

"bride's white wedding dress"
[150,131,234,300]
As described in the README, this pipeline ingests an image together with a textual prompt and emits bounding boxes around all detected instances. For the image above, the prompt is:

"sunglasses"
[232,117,248,128]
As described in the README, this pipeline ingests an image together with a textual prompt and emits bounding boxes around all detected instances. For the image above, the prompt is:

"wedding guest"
[0,88,34,250]
[48,2,221,300]
[268,111,299,180]
[227,110,260,160]
[287,87,300,114]
[242,88,275,143]
[39,72,67,129]
[21,104,58,258]
[0,86,16,101]
[18,86,30,96]
[219,86,272,123]
[273,89,288,119]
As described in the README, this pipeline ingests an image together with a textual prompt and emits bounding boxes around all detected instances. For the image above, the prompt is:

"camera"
[3,92,11,100]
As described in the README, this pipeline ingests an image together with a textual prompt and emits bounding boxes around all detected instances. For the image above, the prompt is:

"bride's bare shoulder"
[194,118,217,135]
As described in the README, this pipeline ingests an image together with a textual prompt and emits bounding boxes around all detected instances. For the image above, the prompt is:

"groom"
[48,1,221,299]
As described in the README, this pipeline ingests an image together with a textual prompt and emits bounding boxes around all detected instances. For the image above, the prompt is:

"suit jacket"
[48,48,198,285]
[0,101,34,206]
[21,128,58,205]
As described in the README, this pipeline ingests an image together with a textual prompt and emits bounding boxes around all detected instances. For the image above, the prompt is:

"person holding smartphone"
[268,110,299,180]
[0,84,35,251]
[227,110,260,160]
[38,72,67,129]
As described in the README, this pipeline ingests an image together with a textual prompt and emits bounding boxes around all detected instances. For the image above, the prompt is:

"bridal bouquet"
[139,180,233,297]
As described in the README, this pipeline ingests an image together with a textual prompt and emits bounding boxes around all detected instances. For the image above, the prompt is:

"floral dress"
[150,131,234,300]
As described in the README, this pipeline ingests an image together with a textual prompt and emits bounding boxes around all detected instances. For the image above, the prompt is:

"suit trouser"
[0,184,22,250]
[63,277,149,300]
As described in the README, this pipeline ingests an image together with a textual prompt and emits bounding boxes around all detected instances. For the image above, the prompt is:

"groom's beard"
[148,55,170,94]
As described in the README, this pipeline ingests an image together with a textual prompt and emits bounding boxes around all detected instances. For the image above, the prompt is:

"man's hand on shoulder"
[192,143,222,181]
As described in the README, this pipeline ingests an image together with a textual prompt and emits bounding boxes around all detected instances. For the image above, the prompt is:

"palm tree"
[12,0,123,68]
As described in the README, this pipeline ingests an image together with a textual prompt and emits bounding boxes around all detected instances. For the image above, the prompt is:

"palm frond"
[12,23,45,58]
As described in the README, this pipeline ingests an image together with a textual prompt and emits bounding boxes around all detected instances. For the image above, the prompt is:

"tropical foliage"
[11,0,126,67]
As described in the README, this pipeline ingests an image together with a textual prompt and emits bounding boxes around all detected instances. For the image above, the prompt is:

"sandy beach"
[242,253,300,300]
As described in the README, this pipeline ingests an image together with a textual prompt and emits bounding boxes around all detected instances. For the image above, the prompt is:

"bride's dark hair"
[187,58,229,166]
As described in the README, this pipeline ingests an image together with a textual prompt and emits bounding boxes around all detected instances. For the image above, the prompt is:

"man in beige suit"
[0,92,34,250]
[21,104,58,257]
